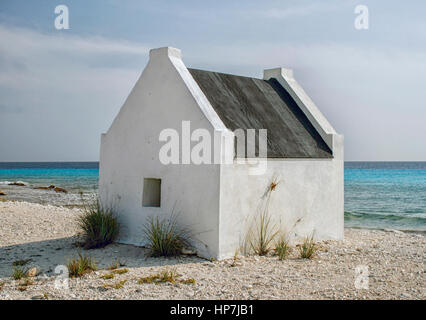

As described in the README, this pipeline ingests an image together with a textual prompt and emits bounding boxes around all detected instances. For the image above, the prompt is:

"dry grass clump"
[275,234,291,260]
[247,210,278,255]
[138,269,195,285]
[112,268,129,275]
[100,273,115,280]
[143,214,191,257]
[245,180,280,256]
[103,280,127,289]
[12,266,28,280]
[181,278,196,284]
[77,200,120,249]
[106,259,126,270]
[106,259,125,270]
[67,253,97,278]
[138,269,179,284]
[299,234,317,259]
[107,261,119,270]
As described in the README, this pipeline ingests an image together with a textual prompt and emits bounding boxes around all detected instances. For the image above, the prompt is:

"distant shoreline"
[346,225,426,236]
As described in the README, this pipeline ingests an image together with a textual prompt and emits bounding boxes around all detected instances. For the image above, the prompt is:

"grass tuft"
[245,179,280,256]
[299,234,317,259]
[275,234,291,260]
[248,210,278,255]
[106,259,124,270]
[181,278,196,284]
[113,280,127,289]
[143,214,191,257]
[103,280,127,289]
[138,268,195,285]
[12,266,28,280]
[67,253,97,278]
[138,269,178,284]
[100,273,114,280]
[77,200,120,249]
[112,268,129,275]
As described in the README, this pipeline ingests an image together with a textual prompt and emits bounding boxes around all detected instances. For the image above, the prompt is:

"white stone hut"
[99,47,344,259]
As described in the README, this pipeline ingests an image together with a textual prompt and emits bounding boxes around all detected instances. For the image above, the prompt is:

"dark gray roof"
[188,68,332,158]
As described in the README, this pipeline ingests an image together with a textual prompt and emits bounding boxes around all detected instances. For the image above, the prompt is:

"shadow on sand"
[0,236,205,278]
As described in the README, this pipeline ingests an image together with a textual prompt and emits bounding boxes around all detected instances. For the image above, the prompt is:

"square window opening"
[142,178,161,207]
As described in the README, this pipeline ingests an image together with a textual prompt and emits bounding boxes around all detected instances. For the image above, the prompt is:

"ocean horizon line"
[1,161,426,170]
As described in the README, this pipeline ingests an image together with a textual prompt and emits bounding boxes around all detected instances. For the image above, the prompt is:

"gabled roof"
[188,68,332,158]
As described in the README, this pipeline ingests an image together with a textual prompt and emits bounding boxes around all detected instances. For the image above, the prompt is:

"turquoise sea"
[0,162,99,206]
[0,162,425,232]
[344,162,426,232]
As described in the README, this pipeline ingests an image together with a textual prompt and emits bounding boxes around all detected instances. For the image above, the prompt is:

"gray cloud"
[1,10,425,161]
[0,25,150,161]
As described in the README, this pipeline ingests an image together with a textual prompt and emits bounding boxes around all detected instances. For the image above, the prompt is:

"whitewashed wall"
[218,135,344,259]
[100,48,225,259]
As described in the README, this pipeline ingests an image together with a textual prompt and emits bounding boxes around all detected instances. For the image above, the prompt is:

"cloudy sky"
[0,0,425,161]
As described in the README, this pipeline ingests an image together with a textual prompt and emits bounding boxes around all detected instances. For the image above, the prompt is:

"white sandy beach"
[0,200,424,300]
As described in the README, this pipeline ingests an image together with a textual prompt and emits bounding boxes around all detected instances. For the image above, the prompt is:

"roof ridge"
[187,67,263,81]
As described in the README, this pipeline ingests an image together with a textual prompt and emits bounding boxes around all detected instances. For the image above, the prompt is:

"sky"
[0,0,425,161]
